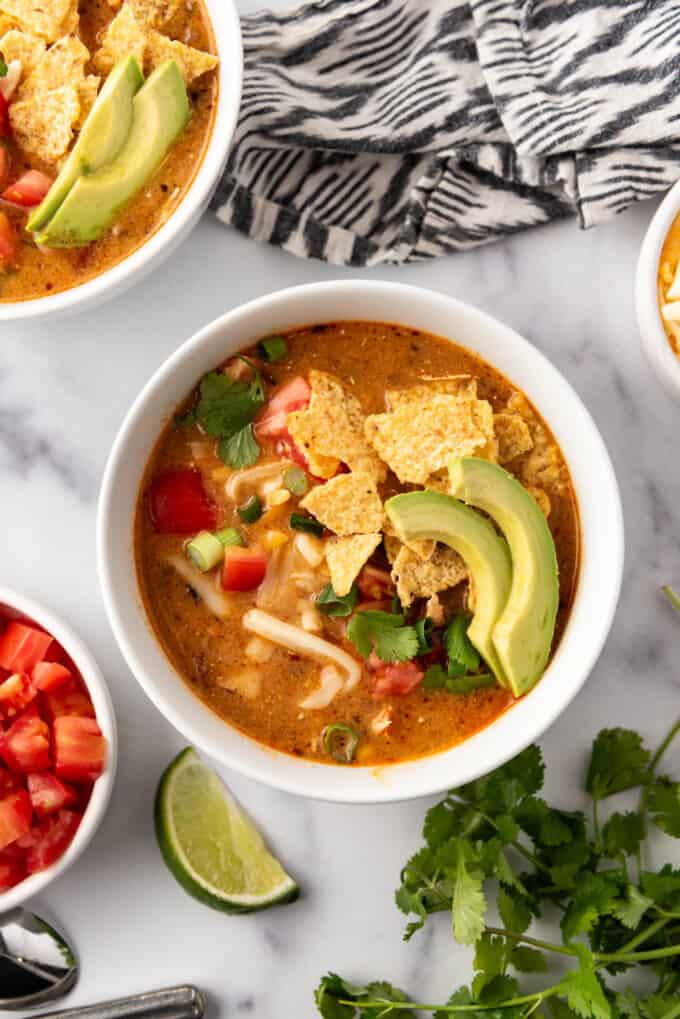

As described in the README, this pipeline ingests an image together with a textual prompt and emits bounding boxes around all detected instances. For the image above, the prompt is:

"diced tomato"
[276,431,310,470]
[0,789,32,850]
[0,210,16,263]
[27,771,77,817]
[372,661,424,699]
[25,810,82,874]
[0,621,53,673]
[1,170,52,207]
[42,677,96,720]
[0,703,51,773]
[0,672,36,720]
[53,716,106,783]
[0,93,9,138]
[0,145,10,192]
[33,661,72,692]
[0,847,25,890]
[358,566,395,601]
[148,469,217,534]
[221,547,268,592]
[255,377,311,438]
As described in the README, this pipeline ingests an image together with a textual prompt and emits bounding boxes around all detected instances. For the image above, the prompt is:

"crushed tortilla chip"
[301,473,384,537]
[128,0,183,27]
[287,371,386,484]
[494,412,533,464]
[0,14,18,33]
[391,544,467,608]
[506,392,565,493]
[527,485,551,518]
[386,376,477,409]
[365,392,495,485]
[383,516,434,561]
[0,28,45,76]
[76,74,100,125]
[0,0,75,41]
[326,533,381,597]
[146,29,218,83]
[10,82,79,162]
[18,34,88,99]
[425,593,445,625]
[93,3,147,75]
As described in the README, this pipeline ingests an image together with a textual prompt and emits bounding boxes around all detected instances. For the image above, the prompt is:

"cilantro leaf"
[611,885,653,929]
[347,610,419,663]
[435,987,525,1019]
[586,729,651,800]
[556,945,610,1019]
[647,778,680,838]
[472,932,507,995]
[601,811,646,859]
[315,974,415,1019]
[218,423,260,468]
[445,840,487,945]
[509,946,547,973]
[561,873,623,941]
[195,367,265,454]
[498,888,532,933]
[444,615,480,677]
[423,665,495,695]
[316,583,359,618]
[516,797,576,847]
[413,617,432,655]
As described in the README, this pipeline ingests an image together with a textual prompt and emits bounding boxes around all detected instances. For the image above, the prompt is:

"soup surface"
[136,323,580,766]
[658,213,680,354]
[0,0,218,301]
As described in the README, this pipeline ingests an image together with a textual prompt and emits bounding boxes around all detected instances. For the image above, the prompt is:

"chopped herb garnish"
[413,617,432,656]
[258,335,288,362]
[195,362,264,467]
[423,664,495,694]
[215,527,244,547]
[289,513,324,537]
[238,494,263,524]
[444,614,481,677]
[218,423,260,469]
[186,531,224,572]
[322,723,359,763]
[283,465,308,496]
[174,408,196,429]
[0,59,7,78]
[316,583,358,618]
[347,610,420,663]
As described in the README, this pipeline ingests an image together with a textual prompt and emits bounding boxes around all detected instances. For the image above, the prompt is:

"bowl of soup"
[0,0,241,320]
[636,180,680,399]
[98,281,623,803]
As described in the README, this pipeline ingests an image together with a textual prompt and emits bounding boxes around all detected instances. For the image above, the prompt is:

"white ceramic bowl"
[0,0,242,322]
[98,281,624,803]
[636,180,680,399]
[0,586,117,909]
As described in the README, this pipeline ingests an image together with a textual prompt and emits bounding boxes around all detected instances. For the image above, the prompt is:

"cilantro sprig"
[347,610,421,663]
[194,360,265,468]
[315,718,680,1019]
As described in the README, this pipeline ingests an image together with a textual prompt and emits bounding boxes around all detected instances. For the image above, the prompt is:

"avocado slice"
[449,457,559,697]
[385,490,512,684]
[35,60,189,248]
[27,56,145,233]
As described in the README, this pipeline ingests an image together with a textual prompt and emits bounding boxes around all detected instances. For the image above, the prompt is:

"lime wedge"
[154,748,299,913]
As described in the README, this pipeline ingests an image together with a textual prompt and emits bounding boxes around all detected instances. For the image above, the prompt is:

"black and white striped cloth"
[210,0,680,265]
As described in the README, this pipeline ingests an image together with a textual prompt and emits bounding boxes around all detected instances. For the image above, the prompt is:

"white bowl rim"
[635,180,680,400]
[0,585,118,909]
[0,0,243,322]
[98,280,624,804]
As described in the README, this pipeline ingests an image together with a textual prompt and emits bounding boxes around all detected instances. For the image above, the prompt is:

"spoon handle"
[32,985,204,1019]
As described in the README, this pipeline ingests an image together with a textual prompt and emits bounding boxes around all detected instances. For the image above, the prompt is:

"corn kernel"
[263,529,289,551]
[268,488,291,507]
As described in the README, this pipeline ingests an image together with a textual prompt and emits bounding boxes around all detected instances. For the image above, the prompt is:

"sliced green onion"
[283,465,308,497]
[258,336,287,362]
[238,495,263,524]
[186,531,225,572]
[215,527,245,547]
[322,723,360,764]
[290,512,324,537]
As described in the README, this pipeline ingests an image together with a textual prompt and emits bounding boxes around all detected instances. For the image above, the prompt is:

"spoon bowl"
[0,908,78,1010]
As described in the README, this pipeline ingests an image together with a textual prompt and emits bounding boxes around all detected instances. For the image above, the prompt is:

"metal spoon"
[0,908,78,1011]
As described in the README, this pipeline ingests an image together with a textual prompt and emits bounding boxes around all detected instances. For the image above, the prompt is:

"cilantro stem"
[662,585,680,613]
[338,986,559,1013]
[484,927,574,958]
[657,1002,680,1019]
[617,915,670,953]
[596,942,680,964]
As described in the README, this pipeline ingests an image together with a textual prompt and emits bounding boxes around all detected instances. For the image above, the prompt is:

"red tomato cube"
[0,789,32,850]
[0,847,26,890]
[222,547,268,592]
[42,678,96,720]
[255,376,311,438]
[25,810,82,874]
[33,661,72,692]
[0,672,36,721]
[372,661,424,699]
[0,622,53,673]
[27,771,77,817]
[147,469,217,534]
[0,703,51,773]
[53,717,106,783]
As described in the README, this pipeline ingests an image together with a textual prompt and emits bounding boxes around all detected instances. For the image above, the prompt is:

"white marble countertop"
[4,6,680,1011]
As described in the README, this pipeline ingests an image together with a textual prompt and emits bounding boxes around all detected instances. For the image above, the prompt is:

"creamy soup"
[658,213,680,354]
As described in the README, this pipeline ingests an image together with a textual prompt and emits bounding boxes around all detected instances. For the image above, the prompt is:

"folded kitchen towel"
[210,0,680,265]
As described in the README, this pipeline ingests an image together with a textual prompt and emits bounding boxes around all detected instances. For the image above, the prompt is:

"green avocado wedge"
[27,56,144,233]
[449,457,559,697]
[385,490,512,685]
[35,60,189,247]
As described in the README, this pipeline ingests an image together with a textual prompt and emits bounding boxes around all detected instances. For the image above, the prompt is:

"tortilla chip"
[301,473,383,537]
[506,393,565,493]
[0,28,45,76]
[527,485,551,518]
[0,0,75,41]
[57,0,78,35]
[326,533,381,597]
[391,544,467,608]
[425,593,445,625]
[494,412,533,464]
[383,516,434,561]
[18,34,88,99]
[93,3,147,75]
[0,15,18,33]
[287,371,386,484]
[365,393,495,486]
[128,0,183,27]
[146,30,217,83]
[76,74,100,125]
[386,376,477,408]
[10,82,79,162]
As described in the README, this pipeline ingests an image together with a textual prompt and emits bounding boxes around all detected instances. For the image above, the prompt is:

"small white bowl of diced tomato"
[0,586,116,908]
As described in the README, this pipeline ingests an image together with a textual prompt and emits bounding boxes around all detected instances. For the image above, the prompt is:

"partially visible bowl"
[0,586,117,910]
[0,0,242,322]
[636,180,680,399]
[98,281,624,804]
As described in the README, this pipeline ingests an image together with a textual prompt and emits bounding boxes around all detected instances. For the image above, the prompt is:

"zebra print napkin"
[210,0,680,266]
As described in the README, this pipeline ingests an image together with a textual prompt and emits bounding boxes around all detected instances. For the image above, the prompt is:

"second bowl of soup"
[98,282,623,802]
